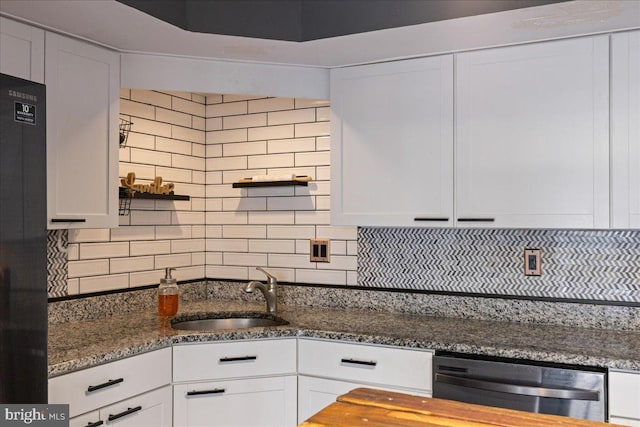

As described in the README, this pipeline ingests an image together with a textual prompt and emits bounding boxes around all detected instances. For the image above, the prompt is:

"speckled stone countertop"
[48,299,640,378]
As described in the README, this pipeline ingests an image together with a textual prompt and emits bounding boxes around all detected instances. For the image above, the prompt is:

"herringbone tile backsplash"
[358,228,640,303]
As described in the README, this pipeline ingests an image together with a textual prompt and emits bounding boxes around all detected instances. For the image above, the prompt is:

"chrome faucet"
[244,267,278,315]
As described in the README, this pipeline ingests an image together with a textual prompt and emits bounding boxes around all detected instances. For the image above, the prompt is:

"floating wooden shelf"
[119,187,190,201]
[232,180,309,188]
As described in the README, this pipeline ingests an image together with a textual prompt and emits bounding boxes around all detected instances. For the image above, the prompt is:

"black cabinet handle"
[341,358,377,367]
[87,378,123,393]
[85,421,103,427]
[457,218,495,222]
[51,218,87,223]
[187,388,226,396]
[107,406,142,422]
[219,355,257,363]
[414,217,449,222]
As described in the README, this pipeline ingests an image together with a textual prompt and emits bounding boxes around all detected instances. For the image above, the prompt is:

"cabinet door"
[609,370,640,423]
[173,376,297,427]
[297,376,430,425]
[45,32,119,229]
[456,36,609,228]
[100,386,172,427]
[331,55,453,227]
[0,17,44,83]
[612,30,640,229]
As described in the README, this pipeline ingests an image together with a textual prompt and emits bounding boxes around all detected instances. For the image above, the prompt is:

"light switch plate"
[310,239,330,262]
[524,248,541,276]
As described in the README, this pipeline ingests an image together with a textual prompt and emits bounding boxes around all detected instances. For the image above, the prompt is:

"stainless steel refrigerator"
[0,73,48,403]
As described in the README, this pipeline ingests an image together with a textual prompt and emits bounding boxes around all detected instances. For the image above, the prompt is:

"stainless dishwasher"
[433,352,606,421]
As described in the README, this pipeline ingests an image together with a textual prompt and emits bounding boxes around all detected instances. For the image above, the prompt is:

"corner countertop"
[48,299,640,378]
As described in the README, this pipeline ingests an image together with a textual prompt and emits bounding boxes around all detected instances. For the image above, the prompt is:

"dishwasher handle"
[435,373,600,401]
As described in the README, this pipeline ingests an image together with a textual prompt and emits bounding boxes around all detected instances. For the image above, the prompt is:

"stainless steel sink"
[171,313,288,331]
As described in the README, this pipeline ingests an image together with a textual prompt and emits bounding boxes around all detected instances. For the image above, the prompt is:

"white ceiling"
[1,0,638,68]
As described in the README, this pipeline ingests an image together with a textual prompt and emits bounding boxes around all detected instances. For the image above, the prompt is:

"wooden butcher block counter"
[300,388,622,427]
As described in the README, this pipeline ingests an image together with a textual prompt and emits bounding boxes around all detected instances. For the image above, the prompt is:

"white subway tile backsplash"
[110,256,155,273]
[267,137,315,154]
[172,211,205,225]
[193,116,206,131]
[80,242,129,260]
[223,141,267,157]
[119,147,131,162]
[347,270,357,286]
[67,244,79,261]
[175,183,206,198]
[124,132,155,150]
[172,239,206,253]
[155,166,192,183]
[207,211,248,225]
[295,211,330,225]
[178,265,205,281]
[248,211,295,224]
[156,225,192,239]
[155,253,192,269]
[206,117,223,131]
[68,259,109,278]
[208,156,248,171]
[249,239,295,254]
[316,166,330,180]
[130,269,164,287]
[267,225,315,239]
[207,101,248,117]
[156,137,192,155]
[347,241,357,256]
[193,143,206,158]
[207,238,248,252]
[223,169,265,184]
[330,240,347,255]
[192,225,206,238]
[120,88,131,99]
[120,99,155,119]
[247,186,295,197]
[223,113,267,130]
[120,162,156,181]
[206,265,247,280]
[294,98,329,109]
[248,124,294,141]
[317,255,357,271]
[192,93,206,104]
[225,94,263,102]
[131,240,171,256]
[268,196,314,211]
[193,171,206,184]
[268,108,315,126]
[131,90,171,108]
[224,252,267,266]
[131,148,172,166]
[295,121,330,138]
[207,128,247,144]
[172,154,205,171]
[295,151,330,167]
[248,97,294,113]
[191,198,206,211]
[206,183,243,198]
[131,117,172,138]
[173,126,205,144]
[268,254,312,269]
[80,274,130,293]
[316,225,357,240]
[251,267,295,282]
[296,269,346,285]
[156,107,191,127]
[316,107,330,122]
[110,226,155,241]
[67,278,80,295]
[69,228,110,243]
[206,143,223,158]
[206,94,223,104]
[223,197,267,212]
[247,153,294,169]
[316,196,331,210]
[223,225,267,239]
[130,210,172,226]
[173,97,205,116]
[206,252,223,265]
[191,252,206,266]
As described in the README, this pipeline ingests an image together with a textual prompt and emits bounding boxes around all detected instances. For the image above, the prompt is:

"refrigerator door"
[0,73,48,403]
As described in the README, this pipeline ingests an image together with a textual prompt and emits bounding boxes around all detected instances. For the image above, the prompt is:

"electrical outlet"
[310,239,330,262]
[524,248,541,276]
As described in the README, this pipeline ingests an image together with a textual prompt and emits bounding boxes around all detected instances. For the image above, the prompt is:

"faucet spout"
[243,268,278,315]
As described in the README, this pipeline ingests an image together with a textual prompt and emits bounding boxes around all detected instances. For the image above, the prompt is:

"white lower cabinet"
[69,386,172,427]
[173,376,297,427]
[297,338,433,424]
[609,370,640,426]
[172,339,298,427]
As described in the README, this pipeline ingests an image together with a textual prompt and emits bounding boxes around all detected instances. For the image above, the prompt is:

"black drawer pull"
[414,217,449,222]
[220,355,257,363]
[107,406,142,422]
[457,218,495,222]
[341,358,377,367]
[51,218,87,223]
[87,378,124,393]
[85,421,103,427]
[187,388,226,396]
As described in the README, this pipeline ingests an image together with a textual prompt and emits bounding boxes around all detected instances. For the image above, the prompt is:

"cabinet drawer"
[49,348,171,418]
[610,370,640,419]
[173,339,296,382]
[298,339,432,390]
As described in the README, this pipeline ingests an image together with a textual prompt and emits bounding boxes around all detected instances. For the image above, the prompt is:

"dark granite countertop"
[48,300,640,378]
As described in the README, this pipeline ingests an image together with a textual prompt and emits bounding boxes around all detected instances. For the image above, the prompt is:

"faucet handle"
[256,266,277,284]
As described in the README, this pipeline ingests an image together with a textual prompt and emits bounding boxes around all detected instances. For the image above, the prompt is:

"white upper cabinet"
[455,36,610,229]
[0,17,44,83]
[45,32,120,229]
[611,30,640,229]
[331,55,454,227]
